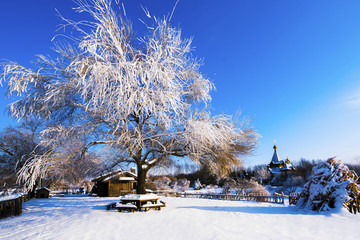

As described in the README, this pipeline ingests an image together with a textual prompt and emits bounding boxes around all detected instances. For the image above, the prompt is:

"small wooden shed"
[91,169,137,197]
[0,194,23,219]
[35,187,50,198]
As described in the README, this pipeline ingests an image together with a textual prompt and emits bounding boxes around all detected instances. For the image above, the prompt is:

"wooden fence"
[288,193,300,205]
[0,194,29,219]
[179,192,285,204]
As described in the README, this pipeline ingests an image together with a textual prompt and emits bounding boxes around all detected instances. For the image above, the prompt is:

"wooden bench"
[105,202,117,210]
[141,201,166,212]
[115,202,137,212]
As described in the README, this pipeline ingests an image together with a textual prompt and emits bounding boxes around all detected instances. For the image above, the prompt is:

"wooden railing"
[178,192,285,204]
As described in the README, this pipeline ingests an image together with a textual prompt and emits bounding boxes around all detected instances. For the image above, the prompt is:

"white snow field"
[0,195,358,240]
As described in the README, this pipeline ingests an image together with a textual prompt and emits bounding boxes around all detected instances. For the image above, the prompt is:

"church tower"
[282,155,295,171]
[268,144,284,173]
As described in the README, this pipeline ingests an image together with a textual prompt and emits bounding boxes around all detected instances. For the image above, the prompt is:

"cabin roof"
[92,170,137,182]
[37,187,51,192]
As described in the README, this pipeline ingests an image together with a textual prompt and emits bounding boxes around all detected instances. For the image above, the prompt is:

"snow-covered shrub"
[145,182,158,191]
[171,178,190,192]
[153,176,173,190]
[283,175,305,188]
[297,158,360,213]
[246,181,271,196]
[193,179,203,190]
[177,178,190,188]
[269,174,287,186]
[221,178,270,195]
[253,165,271,184]
[221,178,237,194]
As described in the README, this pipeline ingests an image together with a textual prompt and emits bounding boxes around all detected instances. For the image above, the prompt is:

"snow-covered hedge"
[297,158,360,213]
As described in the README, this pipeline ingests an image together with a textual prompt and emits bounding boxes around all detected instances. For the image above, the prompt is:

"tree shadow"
[177,205,319,215]
[24,195,115,210]
[91,205,110,211]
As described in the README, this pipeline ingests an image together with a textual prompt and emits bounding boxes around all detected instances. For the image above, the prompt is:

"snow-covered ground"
[0,195,358,240]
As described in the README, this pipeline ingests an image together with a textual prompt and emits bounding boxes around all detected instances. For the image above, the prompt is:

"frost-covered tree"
[1,0,259,194]
[0,118,101,194]
[0,119,45,191]
[20,128,103,187]
[253,164,270,184]
[297,158,360,213]
[193,179,203,190]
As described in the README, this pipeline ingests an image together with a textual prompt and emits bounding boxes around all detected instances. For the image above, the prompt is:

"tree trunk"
[136,165,147,194]
[28,180,39,199]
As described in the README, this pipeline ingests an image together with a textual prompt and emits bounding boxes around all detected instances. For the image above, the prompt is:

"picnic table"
[110,194,166,212]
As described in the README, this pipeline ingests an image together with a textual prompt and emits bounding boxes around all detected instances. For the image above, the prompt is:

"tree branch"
[81,140,114,157]
[0,144,14,156]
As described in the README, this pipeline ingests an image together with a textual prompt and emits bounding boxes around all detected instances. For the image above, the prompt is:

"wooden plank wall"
[0,195,28,219]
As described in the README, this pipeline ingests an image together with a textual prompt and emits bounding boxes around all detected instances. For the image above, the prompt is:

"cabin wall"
[92,171,137,197]
[108,180,132,197]
[35,190,50,198]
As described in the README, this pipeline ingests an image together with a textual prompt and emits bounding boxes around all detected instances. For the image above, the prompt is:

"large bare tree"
[1,0,259,194]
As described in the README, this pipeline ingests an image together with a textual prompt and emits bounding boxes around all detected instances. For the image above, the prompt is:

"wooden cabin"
[91,169,137,197]
[35,187,50,198]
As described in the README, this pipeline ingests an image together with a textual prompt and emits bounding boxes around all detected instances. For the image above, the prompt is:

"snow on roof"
[126,171,137,178]
[269,167,282,174]
[270,145,282,164]
[120,193,159,201]
[118,177,135,181]
[0,193,23,202]
[93,170,137,182]
[92,170,123,181]
[102,174,136,182]
[268,145,295,173]
[282,163,295,171]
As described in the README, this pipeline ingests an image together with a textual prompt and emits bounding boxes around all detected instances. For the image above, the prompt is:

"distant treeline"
[170,158,360,189]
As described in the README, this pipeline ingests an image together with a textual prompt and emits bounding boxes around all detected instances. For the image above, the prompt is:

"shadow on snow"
[177,205,318,215]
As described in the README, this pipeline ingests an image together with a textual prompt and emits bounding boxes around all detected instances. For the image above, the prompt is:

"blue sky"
[1,0,360,166]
